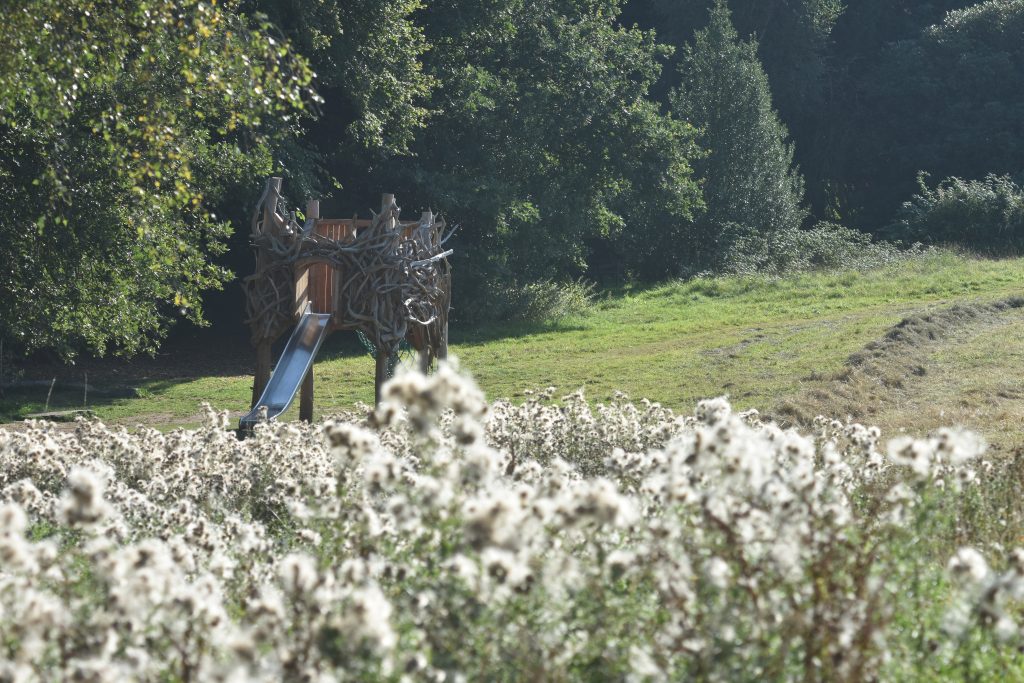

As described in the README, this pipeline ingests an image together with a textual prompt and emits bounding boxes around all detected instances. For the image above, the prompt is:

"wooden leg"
[418,347,431,374]
[299,367,314,422]
[252,341,272,408]
[375,350,389,405]
[438,321,449,361]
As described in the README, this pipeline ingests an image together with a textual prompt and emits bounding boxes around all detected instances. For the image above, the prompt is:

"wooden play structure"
[240,177,451,428]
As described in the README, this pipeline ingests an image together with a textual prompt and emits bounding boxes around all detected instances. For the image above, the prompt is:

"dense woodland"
[1,0,1022,360]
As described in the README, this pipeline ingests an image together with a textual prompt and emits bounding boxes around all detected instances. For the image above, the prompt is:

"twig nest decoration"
[243,178,452,410]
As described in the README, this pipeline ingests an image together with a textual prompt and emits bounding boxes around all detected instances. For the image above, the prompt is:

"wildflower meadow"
[1,363,1023,681]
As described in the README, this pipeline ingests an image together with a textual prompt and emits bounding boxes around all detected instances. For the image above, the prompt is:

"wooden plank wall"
[303,211,422,317]
[309,220,359,314]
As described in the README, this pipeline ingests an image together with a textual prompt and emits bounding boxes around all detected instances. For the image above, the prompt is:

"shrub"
[722,221,925,275]
[888,172,1024,252]
[464,278,595,325]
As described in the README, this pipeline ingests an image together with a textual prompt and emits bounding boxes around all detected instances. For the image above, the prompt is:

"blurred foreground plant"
[0,364,1022,680]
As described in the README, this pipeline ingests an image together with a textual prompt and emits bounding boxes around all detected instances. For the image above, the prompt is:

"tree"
[839,0,1024,228]
[629,0,1001,227]
[0,0,314,360]
[241,0,432,201]
[389,0,702,309]
[640,0,843,118]
[629,0,844,222]
[671,0,807,271]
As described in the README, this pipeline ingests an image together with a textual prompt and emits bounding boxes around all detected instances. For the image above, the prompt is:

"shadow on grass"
[1,385,121,423]
[3,307,596,424]
[289,318,592,356]
[450,318,590,347]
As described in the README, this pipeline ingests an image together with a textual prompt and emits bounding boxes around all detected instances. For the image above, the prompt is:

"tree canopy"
[842,0,1024,225]
[0,0,314,358]
[672,1,807,272]
[1,0,1021,358]
[395,0,703,297]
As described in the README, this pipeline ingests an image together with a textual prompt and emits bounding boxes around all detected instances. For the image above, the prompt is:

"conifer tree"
[673,0,808,271]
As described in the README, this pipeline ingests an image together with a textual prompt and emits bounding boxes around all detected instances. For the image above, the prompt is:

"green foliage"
[841,0,1024,226]
[465,278,596,325]
[7,0,1023,360]
[671,1,808,272]
[633,0,1024,233]
[0,0,314,359]
[823,0,1024,225]
[396,0,703,308]
[889,173,1024,252]
[723,221,925,275]
[243,0,431,197]
[646,0,844,118]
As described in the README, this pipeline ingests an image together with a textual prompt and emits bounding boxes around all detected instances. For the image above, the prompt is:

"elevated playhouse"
[240,178,452,429]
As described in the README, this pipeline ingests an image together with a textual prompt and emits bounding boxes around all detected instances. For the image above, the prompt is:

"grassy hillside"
[5,252,1024,446]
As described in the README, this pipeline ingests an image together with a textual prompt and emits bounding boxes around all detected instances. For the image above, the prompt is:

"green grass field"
[5,251,1024,446]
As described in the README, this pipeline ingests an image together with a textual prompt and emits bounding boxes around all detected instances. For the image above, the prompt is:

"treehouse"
[240,177,451,430]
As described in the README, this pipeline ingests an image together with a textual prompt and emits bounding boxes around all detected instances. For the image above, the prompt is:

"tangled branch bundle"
[243,183,452,362]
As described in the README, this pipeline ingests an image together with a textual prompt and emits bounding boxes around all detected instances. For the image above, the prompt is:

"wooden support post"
[263,177,283,236]
[252,341,272,408]
[418,348,431,374]
[438,321,449,361]
[251,178,283,411]
[375,350,389,405]
[294,199,319,318]
[379,194,397,396]
[298,198,320,421]
[300,368,314,422]
[382,193,396,230]
[294,265,310,317]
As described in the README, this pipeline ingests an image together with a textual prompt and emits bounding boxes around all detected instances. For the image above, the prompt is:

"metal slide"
[239,310,332,431]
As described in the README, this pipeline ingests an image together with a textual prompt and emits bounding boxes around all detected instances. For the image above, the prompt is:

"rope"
[355,330,415,378]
